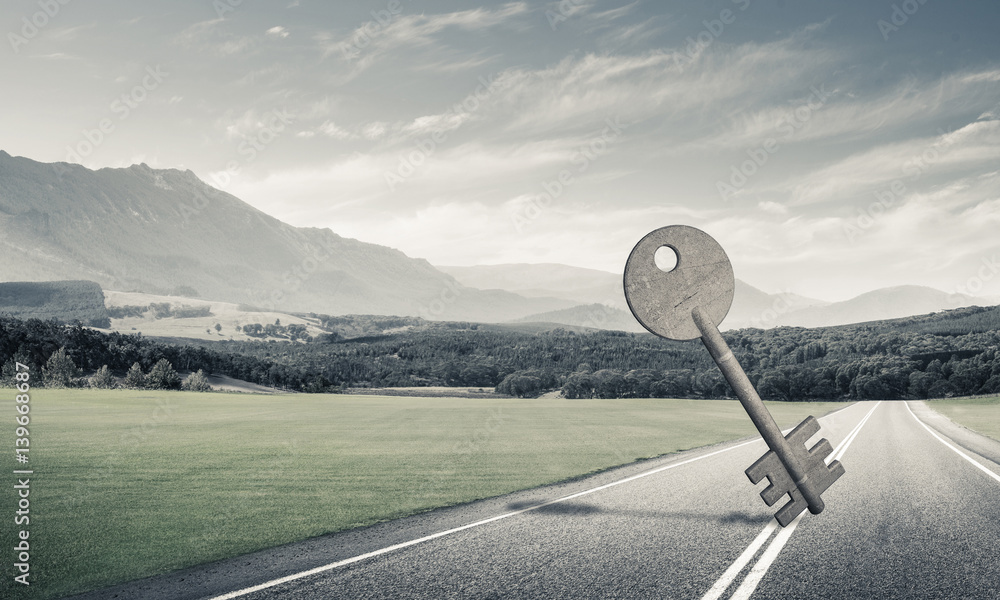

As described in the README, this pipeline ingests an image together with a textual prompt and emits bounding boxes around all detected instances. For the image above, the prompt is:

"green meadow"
[926,395,1000,442]
[1,389,846,599]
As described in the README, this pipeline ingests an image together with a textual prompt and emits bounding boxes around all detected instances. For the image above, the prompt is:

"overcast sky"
[3,0,1000,301]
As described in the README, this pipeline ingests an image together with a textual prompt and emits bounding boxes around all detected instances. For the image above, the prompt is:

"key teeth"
[775,494,807,527]
[827,459,845,482]
[744,416,846,526]
[809,438,834,462]
[746,452,792,507]
[745,451,771,485]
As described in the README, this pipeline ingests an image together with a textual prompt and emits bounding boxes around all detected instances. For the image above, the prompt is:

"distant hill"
[443,263,994,330]
[723,280,829,329]
[0,280,109,327]
[438,263,623,305]
[513,303,646,333]
[0,151,573,322]
[773,286,983,328]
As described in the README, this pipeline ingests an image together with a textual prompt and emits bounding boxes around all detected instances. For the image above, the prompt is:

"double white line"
[700,401,882,600]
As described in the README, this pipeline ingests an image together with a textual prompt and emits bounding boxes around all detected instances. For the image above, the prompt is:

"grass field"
[1,389,847,599]
[925,396,1000,442]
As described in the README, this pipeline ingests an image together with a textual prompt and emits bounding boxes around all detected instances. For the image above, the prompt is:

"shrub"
[89,365,116,389]
[183,369,212,392]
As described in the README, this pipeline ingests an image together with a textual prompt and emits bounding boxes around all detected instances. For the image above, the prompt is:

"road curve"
[68,401,1000,600]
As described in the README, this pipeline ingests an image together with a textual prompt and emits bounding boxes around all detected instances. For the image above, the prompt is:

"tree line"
[2,304,999,400]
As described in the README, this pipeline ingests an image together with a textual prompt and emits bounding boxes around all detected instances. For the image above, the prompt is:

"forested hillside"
[3,304,999,400]
[0,281,109,327]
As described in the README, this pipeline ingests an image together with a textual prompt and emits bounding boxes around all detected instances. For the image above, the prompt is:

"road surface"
[70,401,1000,600]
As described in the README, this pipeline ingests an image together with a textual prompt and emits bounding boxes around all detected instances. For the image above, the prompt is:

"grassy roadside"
[1,389,845,599]
[924,395,1000,442]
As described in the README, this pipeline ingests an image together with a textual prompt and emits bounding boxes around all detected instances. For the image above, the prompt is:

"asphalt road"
[72,400,1000,600]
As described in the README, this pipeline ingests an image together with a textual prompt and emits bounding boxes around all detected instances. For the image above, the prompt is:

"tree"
[214,323,222,333]
[496,372,542,397]
[592,369,627,399]
[42,347,78,388]
[89,365,116,389]
[1,349,34,387]
[183,369,212,392]
[146,358,181,389]
[124,362,146,389]
[562,371,594,399]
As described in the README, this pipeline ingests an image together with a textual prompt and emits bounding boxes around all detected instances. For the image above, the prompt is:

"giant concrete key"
[623,225,844,527]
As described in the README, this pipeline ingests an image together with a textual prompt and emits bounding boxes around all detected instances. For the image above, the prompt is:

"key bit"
[746,416,844,526]
[622,225,844,526]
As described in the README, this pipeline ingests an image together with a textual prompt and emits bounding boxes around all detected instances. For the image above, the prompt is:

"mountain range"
[440,263,997,330]
[1,149,995,331]
[0,151,572,322]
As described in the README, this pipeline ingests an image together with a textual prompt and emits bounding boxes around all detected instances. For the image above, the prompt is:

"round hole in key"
[654,245,678,272]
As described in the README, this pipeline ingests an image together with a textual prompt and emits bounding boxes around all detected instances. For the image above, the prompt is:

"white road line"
[207,435,766,599]
[700,401,881,600]
[729,512,804,600]
[699,520,779,600]
[904,401,1000,484]
[831,401,881,463]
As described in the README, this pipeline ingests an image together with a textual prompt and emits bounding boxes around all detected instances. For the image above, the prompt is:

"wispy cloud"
[175,18,254,56]
[771,117,1000,207]
[324,3,530,74]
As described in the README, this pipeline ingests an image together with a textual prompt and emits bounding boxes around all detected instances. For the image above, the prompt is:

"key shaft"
[691,306,825,515]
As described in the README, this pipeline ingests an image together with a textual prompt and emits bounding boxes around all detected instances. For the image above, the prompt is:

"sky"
[2,0,1000,302]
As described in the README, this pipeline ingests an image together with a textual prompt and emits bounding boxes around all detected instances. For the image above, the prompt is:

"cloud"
[758,201,788,215]
[217,108,293,139]
[266,26,289,39]
[319,121,355,140]
[327,3,530,73]
[770,117,1000,207]
[696,67,1000,152]
[361,122,389,140]
[487,30,840,140]
[175,18,254,56]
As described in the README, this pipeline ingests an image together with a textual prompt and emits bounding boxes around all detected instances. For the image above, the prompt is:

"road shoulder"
[908,400,1000,467]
